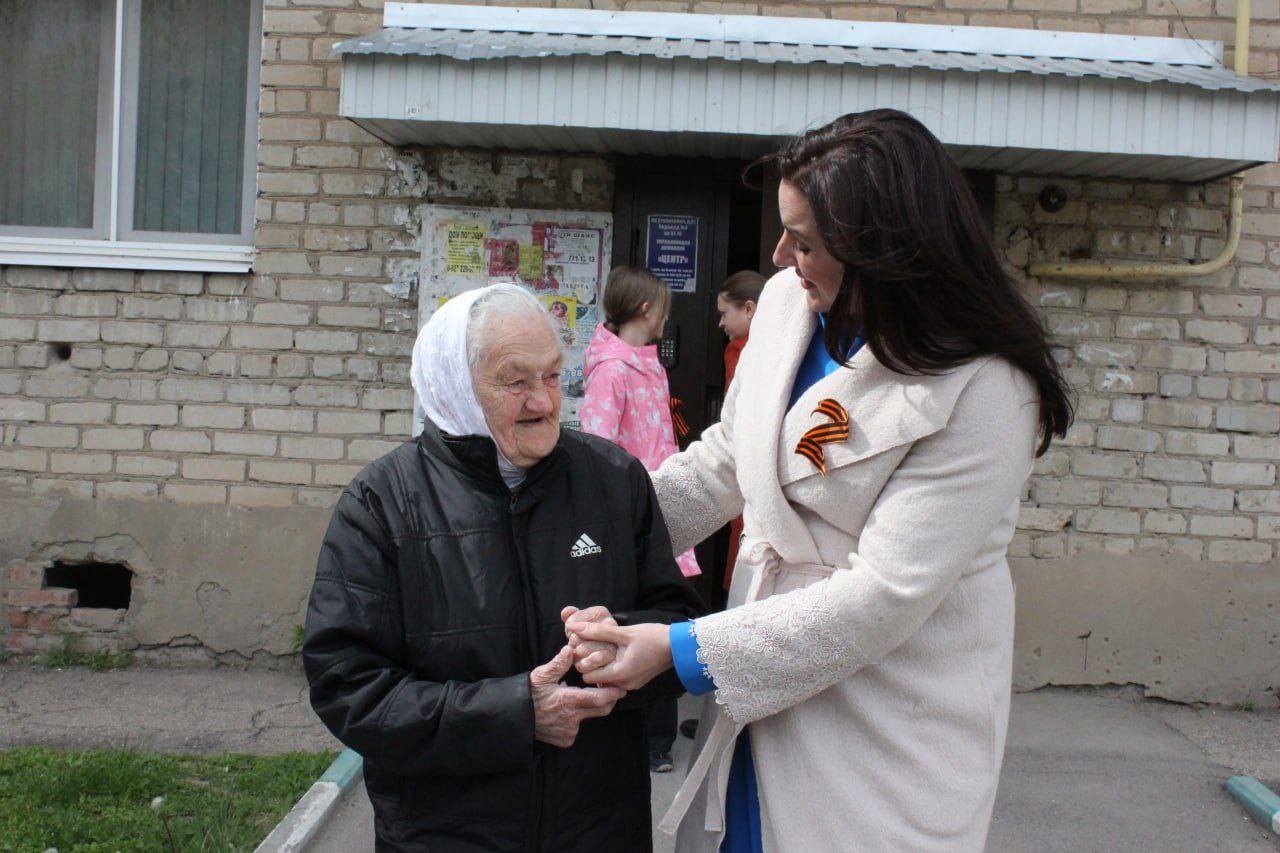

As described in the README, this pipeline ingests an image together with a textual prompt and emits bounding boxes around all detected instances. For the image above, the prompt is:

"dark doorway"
[612,157,764,605]
[44,561,133,609]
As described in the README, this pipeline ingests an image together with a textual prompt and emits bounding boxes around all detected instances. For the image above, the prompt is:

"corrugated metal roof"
[333,27,1280,95]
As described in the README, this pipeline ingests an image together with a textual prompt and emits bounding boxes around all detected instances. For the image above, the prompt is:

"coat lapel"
[778,349,991,488]
[733,270,823,566]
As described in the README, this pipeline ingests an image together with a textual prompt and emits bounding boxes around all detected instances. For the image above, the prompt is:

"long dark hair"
[760,109,1072,456]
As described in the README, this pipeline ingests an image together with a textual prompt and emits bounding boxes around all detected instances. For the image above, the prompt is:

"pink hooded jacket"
[580,323,700,578]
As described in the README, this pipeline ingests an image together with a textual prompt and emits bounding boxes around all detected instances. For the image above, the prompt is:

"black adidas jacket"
[303,423,704,852]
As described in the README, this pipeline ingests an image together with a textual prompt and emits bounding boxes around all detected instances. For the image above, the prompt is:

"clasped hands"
[530,605,673,748]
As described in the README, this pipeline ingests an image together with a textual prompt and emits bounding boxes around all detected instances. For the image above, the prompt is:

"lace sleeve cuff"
[669,621,716,695]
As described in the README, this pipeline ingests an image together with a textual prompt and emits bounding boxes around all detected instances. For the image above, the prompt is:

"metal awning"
[333,2,1280,182]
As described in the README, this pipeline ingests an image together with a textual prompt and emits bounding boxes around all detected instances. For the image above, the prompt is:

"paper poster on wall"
[416,205,614,435]
[645,214,699,293]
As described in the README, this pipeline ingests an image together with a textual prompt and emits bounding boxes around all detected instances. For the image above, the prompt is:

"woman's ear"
[743,300,757,317]
[639,300,652,318]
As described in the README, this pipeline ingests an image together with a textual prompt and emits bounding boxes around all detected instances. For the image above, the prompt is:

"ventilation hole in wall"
[44,561,133,610]
[49,343,73,362]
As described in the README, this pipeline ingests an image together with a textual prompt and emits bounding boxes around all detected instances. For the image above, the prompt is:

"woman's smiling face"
[772,179,847,314]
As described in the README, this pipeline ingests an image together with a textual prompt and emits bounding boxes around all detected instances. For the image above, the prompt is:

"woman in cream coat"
[567,110,1073,851]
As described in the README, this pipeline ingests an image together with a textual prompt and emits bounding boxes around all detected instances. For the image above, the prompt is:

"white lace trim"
[696,590,870,724]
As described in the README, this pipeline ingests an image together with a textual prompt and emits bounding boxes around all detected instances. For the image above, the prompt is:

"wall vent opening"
[44,561,133,610]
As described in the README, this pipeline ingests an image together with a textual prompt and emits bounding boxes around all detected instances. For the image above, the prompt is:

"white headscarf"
[410,282,532,488]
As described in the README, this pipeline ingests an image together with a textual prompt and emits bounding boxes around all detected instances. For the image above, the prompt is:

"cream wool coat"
[652,269,1040,852]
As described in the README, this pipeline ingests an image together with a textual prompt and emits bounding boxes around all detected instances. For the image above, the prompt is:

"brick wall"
[0,0,1276,686]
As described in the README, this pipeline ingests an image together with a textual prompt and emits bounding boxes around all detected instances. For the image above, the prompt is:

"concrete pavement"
[0,662,1275,850]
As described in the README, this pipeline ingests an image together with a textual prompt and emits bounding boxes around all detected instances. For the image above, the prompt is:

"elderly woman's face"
[472,315,563,467]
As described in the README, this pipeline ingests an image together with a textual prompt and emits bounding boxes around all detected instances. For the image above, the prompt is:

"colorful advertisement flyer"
[645,214,698,293]
[444,221,485,275]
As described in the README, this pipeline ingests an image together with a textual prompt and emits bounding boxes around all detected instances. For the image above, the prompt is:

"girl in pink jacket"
[581,266,701,773]
[581,267,701,579]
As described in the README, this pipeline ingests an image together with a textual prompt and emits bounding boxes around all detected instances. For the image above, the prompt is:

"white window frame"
[0,0,261,273]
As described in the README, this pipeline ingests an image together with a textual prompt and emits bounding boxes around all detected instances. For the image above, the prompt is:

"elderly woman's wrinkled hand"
[561,605,618,673]
[564,621,673,692]
[530,645,626,748]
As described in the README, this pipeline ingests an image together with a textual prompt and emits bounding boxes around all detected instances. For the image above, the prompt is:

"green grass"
[42,645,133,672]
[0,747,336,852]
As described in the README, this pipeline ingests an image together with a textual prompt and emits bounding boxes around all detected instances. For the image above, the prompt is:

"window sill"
[0,237,254,274]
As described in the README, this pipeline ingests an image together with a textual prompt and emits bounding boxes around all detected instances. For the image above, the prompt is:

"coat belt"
[658,540,839,838]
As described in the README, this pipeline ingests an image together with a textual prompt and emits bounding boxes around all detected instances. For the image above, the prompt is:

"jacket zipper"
[508,488,547,850]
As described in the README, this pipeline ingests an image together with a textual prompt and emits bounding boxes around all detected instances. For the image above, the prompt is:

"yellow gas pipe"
[1027,0,1251,280]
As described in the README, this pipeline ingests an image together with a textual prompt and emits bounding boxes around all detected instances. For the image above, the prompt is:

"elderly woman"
[303,283,702,851]
[567,110,1073,851]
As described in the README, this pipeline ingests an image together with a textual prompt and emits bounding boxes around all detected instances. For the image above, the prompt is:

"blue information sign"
[645,214,698,293]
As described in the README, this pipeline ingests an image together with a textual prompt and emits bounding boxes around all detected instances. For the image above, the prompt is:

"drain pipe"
[1027,0,1250,280]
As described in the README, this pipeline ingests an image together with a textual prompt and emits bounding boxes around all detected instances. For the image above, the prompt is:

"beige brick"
[50,452,109,474]
[362,388,412,410]
[252,408,315,432]
[1096,426,1160,452]
[291,386,357,408]
[121,296,183,320]
[37,319,100,342]
[1199,293,1263,316]
[27,373,90,397]
[4,267,70,290]
[97,481,160,501]
[1234,435,1280,459]
[249,459,312,485]
[92,378,157,401]
[49,399,113,422]
[157,378,224,403]
[204,353,237,377]
[0,448,48,471]
[296,145,361,168]
[272,200,306,222]
[1127,288,1194,314]
[256,253,314,275]
[1116,316,1180,340]
[182,458,247,481]
[1216,406,1280,433]
[1189,515,1253,538]
[1094,370,1158,394]
[1258,517,1280,539]
[1102,483,1168,508]
[258,171,321,195]
[83,428,145,451]
[1145,401,1213,429]
[1032,479,1101,505]
[1169,484,1238,512]
[185,298,250,323]
[1158,375,1192,398]
[317,256,382,277]
[228,384,293,406]
[347,439,401,462]
[1239,490,1280,512]
[115,404,178,426]
[207,275,248,297]
[261,63,326,87]
[0,399,46,421]
[281,436,344,460]
[1224,350,1280,374]
[211,433,277,457]
[313,357,345,378]
[1206,540,1272,563]
[383,413,413,437]
[1076,508,1141,534]
[117,455,180,478]
[331,11,381,33]
[1255,325,1280,346]
[318,306,381,328]
[99,322,163,346]
[1143,511,1187,535]
[0,290,55,314]
[280,280,344,302]
[230,486,296,508]
[1141,344,1207,371]
[137,272,202,295]
[253,303,313,325]
[318,411,380,434]
[1185,319,1248,345]
[304,228,370,252]
[17,426,78,448]
[241,355,275,378]
[1162,427,1228,455]
[1017,506,1074,531]
[164,483,227,504]
[315,463,363,486]
[73,269,136,292]
[0,318,38,340]
[295,330,359,352]
[54,293,117,317]
[150,430,212,453]
[230,326,295,350]
[137,350,170,371]
[1211,460,1276,486]
[166,324,229,348]
[1230,377,1265,402]
[1141,456,1206,483]
[180,405,245,430]
[324,120,379,145]
[1084,286,1127,311]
